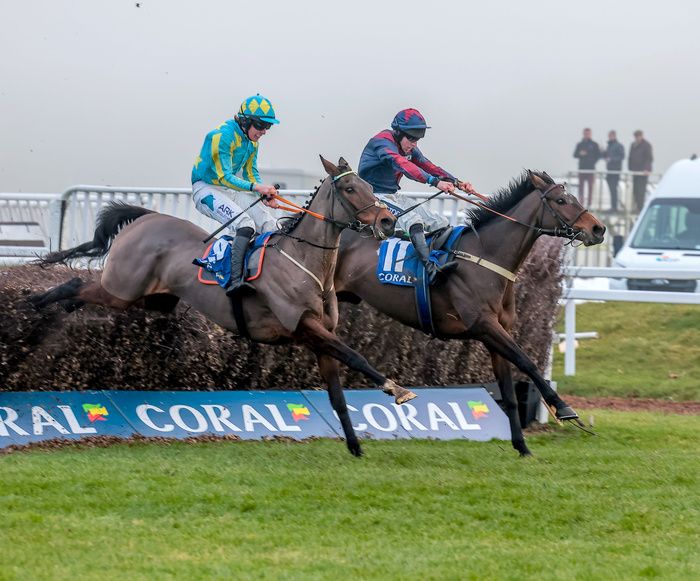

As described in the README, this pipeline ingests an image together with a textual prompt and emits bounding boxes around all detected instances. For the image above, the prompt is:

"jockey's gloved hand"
[253,183,280,208]
[436,180,455,194]
[456,180,478,195]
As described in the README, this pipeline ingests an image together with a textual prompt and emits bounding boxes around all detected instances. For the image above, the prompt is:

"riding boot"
[226,227,256,297]
[409,224,439,284]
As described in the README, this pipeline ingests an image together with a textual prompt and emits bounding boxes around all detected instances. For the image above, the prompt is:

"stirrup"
[226,280,256,297]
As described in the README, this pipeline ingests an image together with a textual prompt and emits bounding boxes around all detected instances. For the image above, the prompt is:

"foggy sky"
[1,0,699,194]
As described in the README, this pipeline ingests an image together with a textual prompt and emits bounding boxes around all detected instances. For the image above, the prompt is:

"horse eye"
[556,198,566,205]
[346,187,355,194]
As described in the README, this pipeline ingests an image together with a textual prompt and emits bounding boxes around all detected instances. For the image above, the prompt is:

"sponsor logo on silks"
[286,403,311,422]
[467,400,489,420]
[201,194,215,211]
[82,403,109,423]
[377,272,416,284]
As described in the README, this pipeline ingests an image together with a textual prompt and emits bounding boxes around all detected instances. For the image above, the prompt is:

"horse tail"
[38,202,155,266]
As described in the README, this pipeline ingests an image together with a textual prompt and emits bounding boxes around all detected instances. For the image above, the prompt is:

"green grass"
[553,302,700,400]
[1,411,699,580]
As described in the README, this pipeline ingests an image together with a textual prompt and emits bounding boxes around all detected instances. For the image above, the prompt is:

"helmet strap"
[236,114,253,135]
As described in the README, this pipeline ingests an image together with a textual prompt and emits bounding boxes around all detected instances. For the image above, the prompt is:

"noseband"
[329,170,389,237]
[533,184,589,243]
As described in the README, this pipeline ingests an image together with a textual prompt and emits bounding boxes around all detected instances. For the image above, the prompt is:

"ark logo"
[468,400,489,420]
[287,403,310,422]
[82,403,108,423]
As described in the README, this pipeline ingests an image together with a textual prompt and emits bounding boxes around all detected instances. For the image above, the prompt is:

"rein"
[270,170,387,294]
[450,184,589,242]
[272,171,388,234]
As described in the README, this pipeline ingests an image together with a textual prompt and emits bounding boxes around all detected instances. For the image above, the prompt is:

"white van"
[610,157,700,293]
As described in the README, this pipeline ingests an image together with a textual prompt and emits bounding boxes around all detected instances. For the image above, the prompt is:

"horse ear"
[528,170,548,191]
[337,156,351,170]
[320,155,340,177]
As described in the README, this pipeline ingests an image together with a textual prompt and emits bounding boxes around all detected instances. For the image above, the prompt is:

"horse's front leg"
[475,318,579,421]
[489,352,531,457]
[295,315,416,405]
[315,353,362,457]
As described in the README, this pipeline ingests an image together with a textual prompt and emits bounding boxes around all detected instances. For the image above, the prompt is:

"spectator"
[601,130,625,211]
[628,130,654,212]
[573,128,600,207]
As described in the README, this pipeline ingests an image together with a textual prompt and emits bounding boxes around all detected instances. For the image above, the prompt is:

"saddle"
[194,232,276,289]
[376,226,466,287]
[375,225,467,336]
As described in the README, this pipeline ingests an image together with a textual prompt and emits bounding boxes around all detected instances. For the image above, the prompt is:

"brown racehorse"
[335,171,606,456]
[31,157,415,457]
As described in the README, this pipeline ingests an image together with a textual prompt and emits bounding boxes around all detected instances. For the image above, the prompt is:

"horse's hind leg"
[30,278,85,311]
[297,315,416,405]
[490,352,531,457]
[316,353,363,457]
[476,319,578,421]
[31,278,132,312]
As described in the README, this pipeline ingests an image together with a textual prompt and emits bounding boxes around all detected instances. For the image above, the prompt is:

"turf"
[1,411,698,580]
[553,302,700,400]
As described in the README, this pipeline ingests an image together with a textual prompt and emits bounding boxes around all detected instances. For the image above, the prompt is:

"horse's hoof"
[395,388,417,405]
[382,380,417,405]
[519,450,534,458]
[556,406,579,421]
[382,378,400,396]
[348,442,363,457]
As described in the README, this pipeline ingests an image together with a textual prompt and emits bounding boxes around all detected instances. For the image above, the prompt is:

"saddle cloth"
[376,226,467,287]
[194,232,275,289]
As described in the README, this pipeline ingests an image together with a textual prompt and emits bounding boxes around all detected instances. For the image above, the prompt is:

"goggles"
[250,119,273,131]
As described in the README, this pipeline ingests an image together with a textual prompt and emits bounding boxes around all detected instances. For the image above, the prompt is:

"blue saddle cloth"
[194,232,275,289]
[376,226,466,287]
[376,226,467,336]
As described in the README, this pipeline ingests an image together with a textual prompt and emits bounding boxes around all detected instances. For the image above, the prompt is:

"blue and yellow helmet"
[238,94,279,124]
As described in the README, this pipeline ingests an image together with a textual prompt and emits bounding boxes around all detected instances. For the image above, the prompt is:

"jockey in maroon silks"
[358,108,476,282]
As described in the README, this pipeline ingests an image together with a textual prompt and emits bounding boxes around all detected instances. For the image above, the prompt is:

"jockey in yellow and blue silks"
[192,94,280,296]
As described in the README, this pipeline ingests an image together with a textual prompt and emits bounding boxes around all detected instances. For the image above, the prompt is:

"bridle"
[533,183,590,243]
[456,182,589,244]
[274,170,390,246]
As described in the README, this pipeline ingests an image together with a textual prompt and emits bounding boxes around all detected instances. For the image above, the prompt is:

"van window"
[631,198,700,250]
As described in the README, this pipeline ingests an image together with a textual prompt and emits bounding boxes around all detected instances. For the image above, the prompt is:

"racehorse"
[334,170,606,456]
[31,157,414,457]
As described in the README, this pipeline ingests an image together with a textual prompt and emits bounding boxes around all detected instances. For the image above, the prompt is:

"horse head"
[528,170,606,246]
[320,156,396,239]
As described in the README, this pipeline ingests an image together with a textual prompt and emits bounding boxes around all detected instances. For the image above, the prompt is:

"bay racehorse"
[31,157,415,457]
[334,170,606,456]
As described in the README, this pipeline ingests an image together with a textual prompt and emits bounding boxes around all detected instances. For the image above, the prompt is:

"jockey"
[192,94,280,296]
[358,108,476,282]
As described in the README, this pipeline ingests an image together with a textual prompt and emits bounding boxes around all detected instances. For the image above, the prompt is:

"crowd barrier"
[0,387,511,449]
[2,177,659,268]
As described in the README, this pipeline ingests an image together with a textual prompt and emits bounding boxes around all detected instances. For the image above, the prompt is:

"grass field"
[553,302,700,401]
[1,411,698,580]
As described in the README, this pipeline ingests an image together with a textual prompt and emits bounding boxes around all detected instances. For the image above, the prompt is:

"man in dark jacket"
[602,130,625,211]
[628,130,654,212]
[573,128,600,206]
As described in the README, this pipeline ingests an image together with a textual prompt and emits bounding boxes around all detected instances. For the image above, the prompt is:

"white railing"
[553,170,661,268]
[0,176,657,268]
[561,266,700,375]
[0,186,469,262]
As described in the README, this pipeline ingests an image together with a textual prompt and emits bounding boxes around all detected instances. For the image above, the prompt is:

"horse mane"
[278,180,324,234]
[464,171,554,229]
[278,161,351,234]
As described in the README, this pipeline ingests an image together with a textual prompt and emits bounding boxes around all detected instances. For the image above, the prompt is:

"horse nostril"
[381,217,394,232]
[593,224,606,237]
